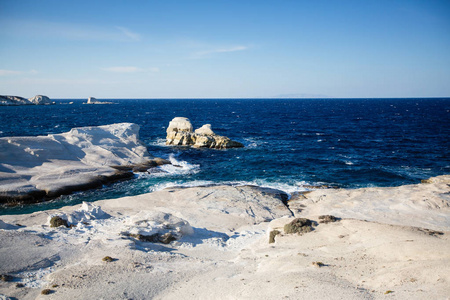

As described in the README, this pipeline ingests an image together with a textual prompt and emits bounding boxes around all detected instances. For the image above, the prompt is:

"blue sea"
[1,98,449,215]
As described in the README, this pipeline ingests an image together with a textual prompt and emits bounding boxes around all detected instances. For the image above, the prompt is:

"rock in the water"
[194,124,215,135]
[166,117,243,149]
[86,97,114,104]
[0,95,33,106]
[28,95,52,105]
[167,117,194,133]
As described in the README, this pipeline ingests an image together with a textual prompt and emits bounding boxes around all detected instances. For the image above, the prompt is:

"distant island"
[84,96,115,104]
[0,95,54,106]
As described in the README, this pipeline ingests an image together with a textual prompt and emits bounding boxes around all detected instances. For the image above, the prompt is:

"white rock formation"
[86,97,114,104]
[167,117,194,133]
[1,179,449,299]
[194,124,214,135]
[123,211,194,241]
[0,95,33,106]
[48,202,111,226]
[28,95,52,105]
[1,95,52,105]
[166,117,243,149]
[0,123,161,203]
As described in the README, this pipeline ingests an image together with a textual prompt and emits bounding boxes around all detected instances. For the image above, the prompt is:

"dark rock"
[128,233,160,243]
[159,232,177,244]
[41,289,53,295]
[269,230,280,244]
[318,215,339,223]
[0,274,13,281]
[128,232,178,244]
[312,261,325,267]
[49,216,68,228]
[102,256,115,262]
[284,218,314,235]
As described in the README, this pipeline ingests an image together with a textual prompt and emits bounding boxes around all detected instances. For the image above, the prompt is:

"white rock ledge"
[0,123,168,203]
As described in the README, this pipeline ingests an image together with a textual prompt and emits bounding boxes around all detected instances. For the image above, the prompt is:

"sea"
[1,98,449,215]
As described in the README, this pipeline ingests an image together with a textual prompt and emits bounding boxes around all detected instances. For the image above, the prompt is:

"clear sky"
[1,0,449,98]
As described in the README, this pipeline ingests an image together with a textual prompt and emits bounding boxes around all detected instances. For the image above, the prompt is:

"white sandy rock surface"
[0,178,449,299]
[0,123,153,202]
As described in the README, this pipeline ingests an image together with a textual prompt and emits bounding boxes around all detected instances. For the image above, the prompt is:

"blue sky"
[0,0,449,98]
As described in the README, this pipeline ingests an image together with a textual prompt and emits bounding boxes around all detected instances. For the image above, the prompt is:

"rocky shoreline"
[0,123,169,205]
[0,177,449,299]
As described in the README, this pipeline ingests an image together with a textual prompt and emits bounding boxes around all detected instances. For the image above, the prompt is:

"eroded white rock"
[167,117,194,133]
[28,95,52,105]
[194,124,214,136]
[166,117,243,149]
[0,123,152,202]
[122,211,194,242]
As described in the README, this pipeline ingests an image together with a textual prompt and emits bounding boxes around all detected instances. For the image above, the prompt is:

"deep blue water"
[1,98,449,215]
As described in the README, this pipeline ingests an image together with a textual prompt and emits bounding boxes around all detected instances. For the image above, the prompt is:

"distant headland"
[0,95,54,106]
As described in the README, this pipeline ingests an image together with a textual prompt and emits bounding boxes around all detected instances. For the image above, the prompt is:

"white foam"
[149,137,167,146]
[157,154,200,176]
[242,137,265,149]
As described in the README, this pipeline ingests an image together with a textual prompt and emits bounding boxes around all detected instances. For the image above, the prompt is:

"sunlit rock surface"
[0,123,160,203]
[166,117,243,149]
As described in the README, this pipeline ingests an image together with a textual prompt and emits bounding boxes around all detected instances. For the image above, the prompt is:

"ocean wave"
[136,154,200,179]
[242,137,265,149]
[148,137,167,147]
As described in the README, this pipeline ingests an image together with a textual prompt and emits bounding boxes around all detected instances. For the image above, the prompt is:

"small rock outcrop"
[123,211,194,244]
[284,218,314,235]
[49,216,69,228]
[86,97,114,104]
[318,215,339,223]
[28,95,52,105]
[166,117,243,149]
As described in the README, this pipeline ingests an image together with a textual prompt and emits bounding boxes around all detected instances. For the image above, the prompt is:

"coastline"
[0,123,169,205]
[1,176,449,299]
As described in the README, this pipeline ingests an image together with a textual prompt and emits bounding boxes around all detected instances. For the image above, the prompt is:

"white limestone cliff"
[0,123,168,203]
[28,95,52,105]
[1,95,52,106]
